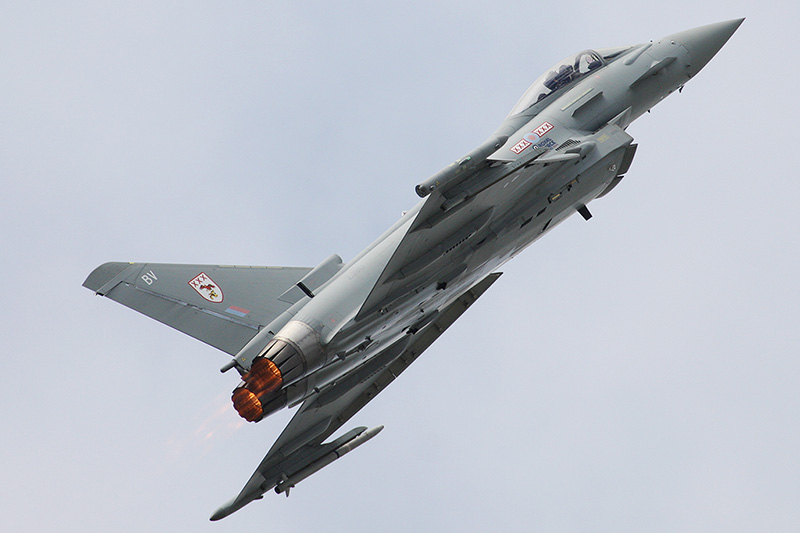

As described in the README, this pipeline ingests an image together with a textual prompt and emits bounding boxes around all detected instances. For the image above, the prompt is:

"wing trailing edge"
[210,272,502,520]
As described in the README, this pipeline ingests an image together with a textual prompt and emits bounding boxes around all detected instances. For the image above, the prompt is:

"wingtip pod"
[210,426,384,520]
[82,261,134,294]
[209,492,261,521]
[209,497,242,521]
[209,505,229,521]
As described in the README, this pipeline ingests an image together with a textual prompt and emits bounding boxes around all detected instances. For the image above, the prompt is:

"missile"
[415,135,508,197]
[275,425,384,495]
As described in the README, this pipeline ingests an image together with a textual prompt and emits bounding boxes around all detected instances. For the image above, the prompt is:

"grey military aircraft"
[83,19,742,520]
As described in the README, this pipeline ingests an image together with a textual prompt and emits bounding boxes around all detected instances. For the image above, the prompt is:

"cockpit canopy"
[507,50,606,117]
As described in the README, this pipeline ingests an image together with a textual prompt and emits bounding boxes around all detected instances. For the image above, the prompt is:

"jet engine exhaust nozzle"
[231,329,322,422]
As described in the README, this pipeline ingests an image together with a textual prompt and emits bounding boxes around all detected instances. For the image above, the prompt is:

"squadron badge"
[189,272,224,303]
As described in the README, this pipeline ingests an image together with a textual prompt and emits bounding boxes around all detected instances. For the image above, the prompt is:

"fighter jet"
[83,19,742,520]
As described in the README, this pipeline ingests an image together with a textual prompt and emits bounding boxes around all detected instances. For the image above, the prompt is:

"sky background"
[3,2,799,531]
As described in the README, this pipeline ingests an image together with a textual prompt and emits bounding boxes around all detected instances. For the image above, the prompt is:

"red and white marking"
[510,121,556,155]
[510,138,533,154]
[532,121,554,137]
[188,272,224,303]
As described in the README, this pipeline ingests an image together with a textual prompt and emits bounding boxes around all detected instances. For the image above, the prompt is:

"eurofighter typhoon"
[83,20,742,520]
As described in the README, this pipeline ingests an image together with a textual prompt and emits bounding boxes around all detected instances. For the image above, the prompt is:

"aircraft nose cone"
[665,18,744,75]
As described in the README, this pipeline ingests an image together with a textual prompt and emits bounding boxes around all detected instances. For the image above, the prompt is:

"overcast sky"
[3,1,799,531]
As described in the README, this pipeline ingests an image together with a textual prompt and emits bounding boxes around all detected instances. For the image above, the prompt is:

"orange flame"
[245,357,283,395]
[231,357,285,422]
[231,388,263,422]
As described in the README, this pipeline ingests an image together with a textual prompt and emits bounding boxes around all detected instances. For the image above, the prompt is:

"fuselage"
[229,20,742,422]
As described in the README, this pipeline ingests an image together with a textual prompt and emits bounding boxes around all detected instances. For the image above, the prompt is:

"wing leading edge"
[83,262,313,355]
[210,272,502,520]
